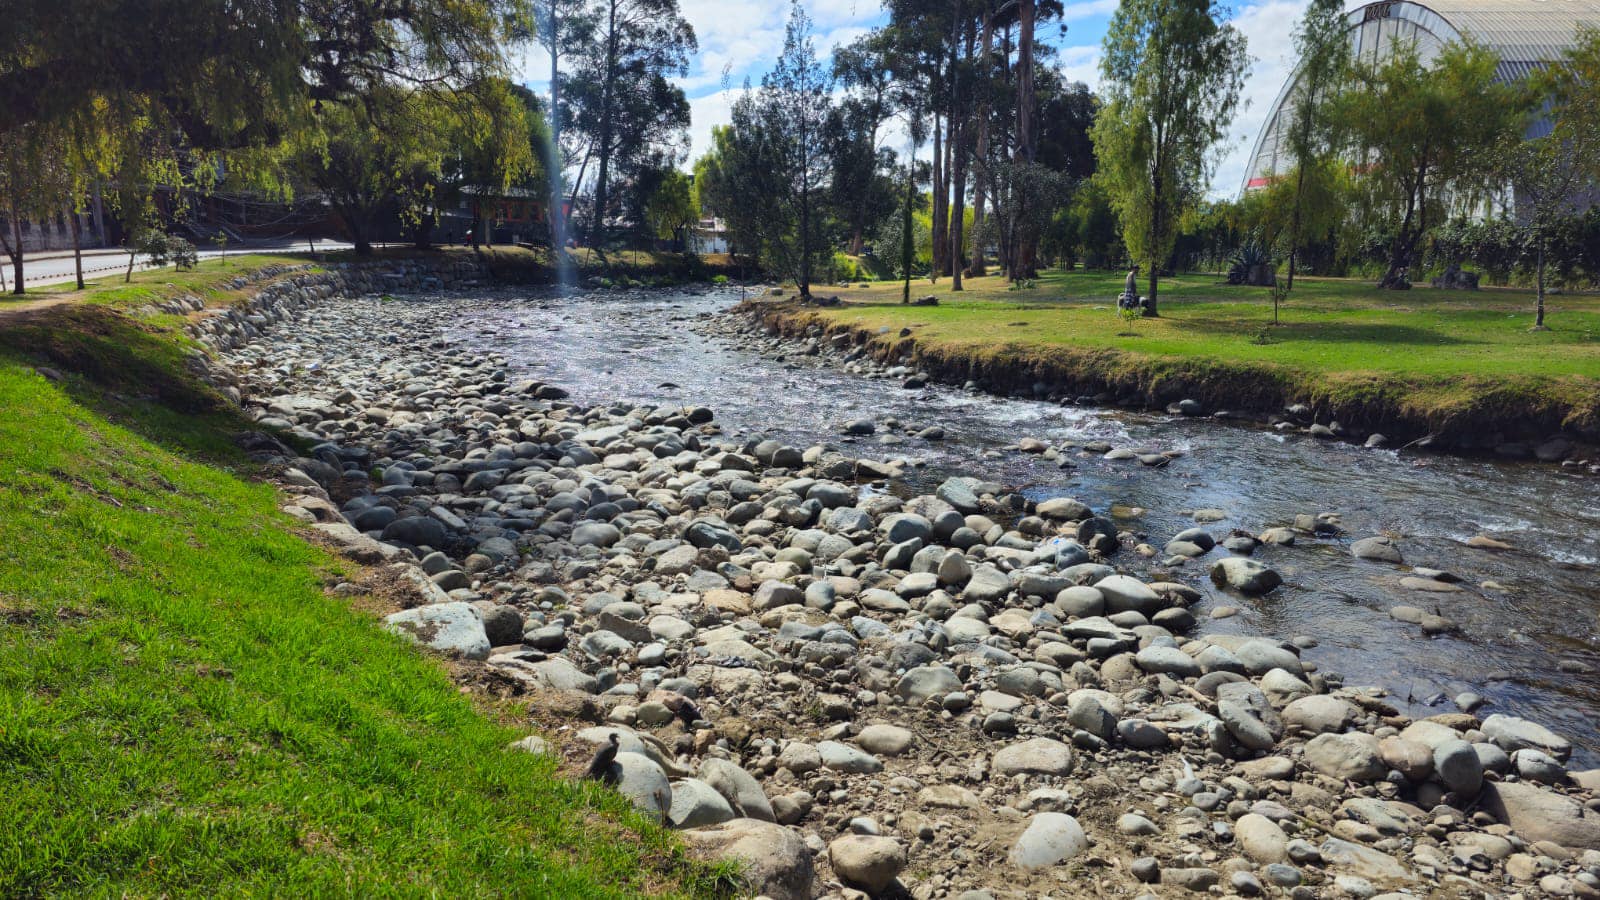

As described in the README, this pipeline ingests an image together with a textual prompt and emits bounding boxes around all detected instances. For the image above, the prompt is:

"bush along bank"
[197,277,1600,899]
[740,301,1600,470]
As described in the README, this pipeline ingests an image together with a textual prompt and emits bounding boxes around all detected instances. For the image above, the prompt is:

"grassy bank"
[774,270,1600,442]
[0,265,725,895]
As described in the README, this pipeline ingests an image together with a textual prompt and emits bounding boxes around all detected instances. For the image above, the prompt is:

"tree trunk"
[931,114,946,281]
[1145,173,1162,317]
[1015,0,1036,164]
[70,209,84,289]
[7,199,25,294]
[902,155,916,303]
[589,0,619,255]
[547,1,565,256]
[969,4,992,277]
[1286,164,1306,292]
[1534,240,1547,329]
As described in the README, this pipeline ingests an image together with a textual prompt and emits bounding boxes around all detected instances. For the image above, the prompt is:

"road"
[3,240,358,290]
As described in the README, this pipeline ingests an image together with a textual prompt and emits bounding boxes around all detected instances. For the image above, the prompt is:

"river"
[442,285,1600,763]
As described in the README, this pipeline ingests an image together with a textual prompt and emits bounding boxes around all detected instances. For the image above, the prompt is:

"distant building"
[1243,0,1600,196]
[445,185,551,245]
[688,217,728,255]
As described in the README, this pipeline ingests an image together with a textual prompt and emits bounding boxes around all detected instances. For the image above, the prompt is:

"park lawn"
[0,281,729,896]
[821,269,1600,381]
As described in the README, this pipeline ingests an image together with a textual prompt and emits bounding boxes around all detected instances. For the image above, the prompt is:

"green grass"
[787,269,1600,436]
[0,269,729,896]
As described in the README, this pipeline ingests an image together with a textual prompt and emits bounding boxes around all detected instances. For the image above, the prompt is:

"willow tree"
[1091,0,1247,316]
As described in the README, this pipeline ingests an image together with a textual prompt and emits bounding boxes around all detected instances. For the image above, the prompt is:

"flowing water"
[442,286,1600,763]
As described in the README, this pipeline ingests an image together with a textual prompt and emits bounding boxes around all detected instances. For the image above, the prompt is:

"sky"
[516,0,1315,199]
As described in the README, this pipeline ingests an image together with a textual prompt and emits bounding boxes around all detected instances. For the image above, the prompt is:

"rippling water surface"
[441,287,1600,763]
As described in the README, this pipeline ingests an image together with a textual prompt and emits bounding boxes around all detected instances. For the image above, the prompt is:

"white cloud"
[1210,0,1310,198]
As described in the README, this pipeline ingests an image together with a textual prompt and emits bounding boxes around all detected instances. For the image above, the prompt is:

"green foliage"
[1092,0,1249,314]
[711,274,730,285]
[716,2,837,297]
[644,169,699,245]
[131,231,198,272]
[1340,41,1531,287]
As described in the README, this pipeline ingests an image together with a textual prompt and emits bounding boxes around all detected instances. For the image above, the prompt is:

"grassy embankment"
[0,259,728,896]
[780,269,1600,440]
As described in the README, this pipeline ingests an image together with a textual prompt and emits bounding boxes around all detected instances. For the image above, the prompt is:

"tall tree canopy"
[1341,41,1526,288]
[1092,0,1248,315]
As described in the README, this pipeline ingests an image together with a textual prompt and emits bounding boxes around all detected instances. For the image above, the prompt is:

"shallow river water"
[440,286,1600,763]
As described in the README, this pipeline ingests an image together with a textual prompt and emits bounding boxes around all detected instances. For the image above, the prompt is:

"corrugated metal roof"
[1397,0,1600,60]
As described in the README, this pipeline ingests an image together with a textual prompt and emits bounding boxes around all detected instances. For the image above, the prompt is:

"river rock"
[1210,558,1282,594]
[1433,739,1484,796]
[1480,782,1600,849]
[1036,497,1092,521]
[829,835,907,893]
[897,665,961,703]
[1304,732,1386,782]
[669,778,738,828]
[1236,813,1289,863]
[683,818,814,900]
[1351,536,1403,563]
[1009,812,1088,870]
[992,738,1074,776]
[613,751,671,818]
[1281,695,1358,735]
[1482,714,1572,761]
[857,724,916,757]
[1094,575,1163,615]
[384,602,490,660]
[818,741,883,774]
[700,757,775,821]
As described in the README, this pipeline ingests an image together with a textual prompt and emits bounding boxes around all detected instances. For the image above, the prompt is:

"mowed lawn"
[818,270,1600,381]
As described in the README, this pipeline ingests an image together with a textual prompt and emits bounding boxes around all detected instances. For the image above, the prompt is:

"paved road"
[5,241,358,290]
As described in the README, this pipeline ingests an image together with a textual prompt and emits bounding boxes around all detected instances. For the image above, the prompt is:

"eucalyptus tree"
[564,0,695,252]
[1091,0,1248,315]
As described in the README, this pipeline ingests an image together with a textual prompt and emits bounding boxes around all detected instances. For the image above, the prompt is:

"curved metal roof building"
[1241,0,1600,194]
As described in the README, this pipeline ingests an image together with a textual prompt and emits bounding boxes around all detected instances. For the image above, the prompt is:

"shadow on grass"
[0,305,255,462]
[1181,315,1477,346]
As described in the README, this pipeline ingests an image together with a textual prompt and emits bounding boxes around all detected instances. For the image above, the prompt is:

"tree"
[1278,0,1351,292]
[1091,0,1248,315]
[831,33,901,256]
[721,3,836,299]
[534,0,591,259]
[564,0,695,252]
[2,0,529,148]
[1496,26,1600,328]
[644,169,698,250]
[1342,41,1527,288]
[289,81,537,255]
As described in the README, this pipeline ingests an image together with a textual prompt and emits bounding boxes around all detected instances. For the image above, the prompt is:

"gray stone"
[613,751,672,818]
[818,741,883,774]
[385,602,490,660]
[682,818,815,900]
[1479,781,1600,849]
[1433,739,1484,797]
[829,835,906,893]
[1094,575,1164,615]
[1482,714,1572,761]
[858,724,916,757]
[1236,813,1289,863]
[1136,645,1201,678]
[1351,536,1403,563]
[1304,732,1385,782]
[992,738,1074,777]
[700,758,775,822]
[1009,812,1088,870]
[669,778,738,828]
[1210,557,1282,594]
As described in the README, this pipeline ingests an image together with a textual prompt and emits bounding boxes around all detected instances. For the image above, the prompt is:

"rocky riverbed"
[207,285,1600,899]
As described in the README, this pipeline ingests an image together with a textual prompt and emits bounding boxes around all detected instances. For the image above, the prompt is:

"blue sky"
[516,0,1312,198]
